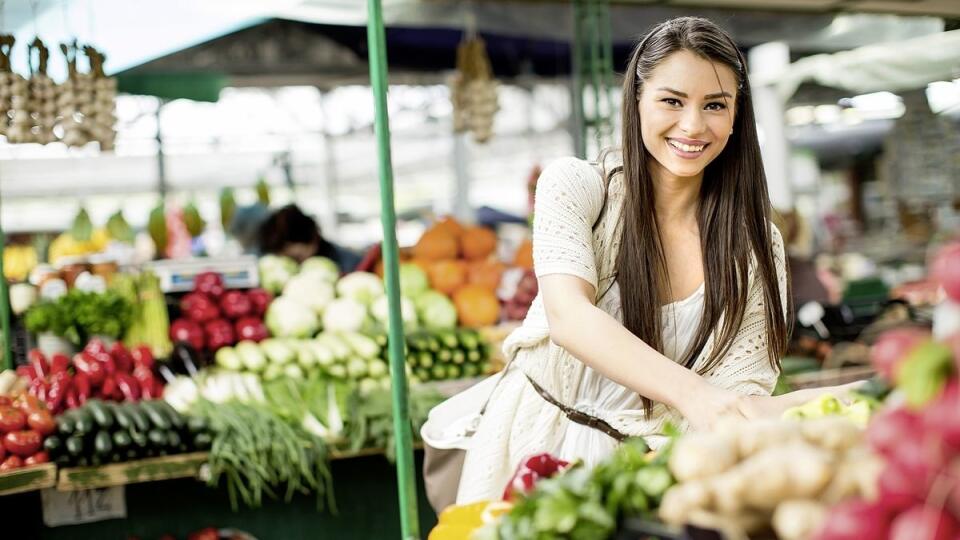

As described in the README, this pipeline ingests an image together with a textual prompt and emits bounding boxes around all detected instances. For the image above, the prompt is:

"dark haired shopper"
[258,204,360,272]
[427,17,861,505]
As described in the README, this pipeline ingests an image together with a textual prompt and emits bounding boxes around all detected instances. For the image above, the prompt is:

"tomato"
[24,451,49,466]
[14,394,45,415]
[27,410,55,436]
[0,454,23,471]
[3,430,43,457]
[0,396,11,406]
[0,406,27,434]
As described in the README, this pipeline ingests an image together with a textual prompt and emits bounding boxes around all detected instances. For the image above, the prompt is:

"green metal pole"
[571,0,587,159]
[365,2,420,539]
[0,222,11,372]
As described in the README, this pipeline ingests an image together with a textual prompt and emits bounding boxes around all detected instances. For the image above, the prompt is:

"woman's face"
[638,49,738,182]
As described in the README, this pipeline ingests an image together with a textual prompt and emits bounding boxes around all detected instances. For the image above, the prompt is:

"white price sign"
[41,486,127,527]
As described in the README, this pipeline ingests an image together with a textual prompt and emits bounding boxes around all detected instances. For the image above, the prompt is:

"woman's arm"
[541,273,747,430]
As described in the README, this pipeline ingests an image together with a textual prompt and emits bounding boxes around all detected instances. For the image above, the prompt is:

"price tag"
[41,487,127,527]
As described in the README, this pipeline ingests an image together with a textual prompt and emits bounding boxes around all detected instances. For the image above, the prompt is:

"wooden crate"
[0,463,57,496]
[57,452,208,491]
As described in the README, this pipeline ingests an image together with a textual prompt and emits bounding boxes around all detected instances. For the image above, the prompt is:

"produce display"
[21,341,163,414]
[24,289,133,347]
[47,398,211,467]
[112,271,173,358]
[404,328,492,383]
[0,394,55,471]
[782,392,879,427]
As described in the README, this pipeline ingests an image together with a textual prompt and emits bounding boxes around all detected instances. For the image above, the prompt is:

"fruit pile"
[170,272,272,355]
[0,395,55,472]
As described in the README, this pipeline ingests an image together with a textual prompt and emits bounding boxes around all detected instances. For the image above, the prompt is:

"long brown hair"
[608,17,791,413]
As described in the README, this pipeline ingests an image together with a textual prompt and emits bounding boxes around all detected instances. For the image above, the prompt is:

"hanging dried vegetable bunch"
[0,35,15,137]
[57,40,88,147]
[28,37,58,144]
[83,45,116,151]
[449,35,499,144]
[5,37,34,143]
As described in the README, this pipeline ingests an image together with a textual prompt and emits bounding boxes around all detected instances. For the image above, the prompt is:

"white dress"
[420,157,788,505]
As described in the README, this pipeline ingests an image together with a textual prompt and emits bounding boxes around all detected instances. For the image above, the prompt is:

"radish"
[890,505,958,540]
[923,379,960,449]
[878,461,925,511]
[813,499,891,540]
[871,328,930,380]
[868,406,923,456]
[932,242,960,303]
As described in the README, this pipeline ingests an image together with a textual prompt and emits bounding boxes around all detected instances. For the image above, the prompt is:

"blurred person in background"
[258,204,360,272]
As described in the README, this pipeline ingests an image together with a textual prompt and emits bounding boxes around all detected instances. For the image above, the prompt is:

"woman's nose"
[678,107,706,135]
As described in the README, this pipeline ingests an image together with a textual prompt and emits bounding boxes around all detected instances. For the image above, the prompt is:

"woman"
[258,204,361,272]
[432,17,852,506]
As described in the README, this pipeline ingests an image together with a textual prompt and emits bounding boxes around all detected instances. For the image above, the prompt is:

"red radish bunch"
[502,452,570,501]
[0,394,54,472]
[169,271,272,354]
[19,341,162,414]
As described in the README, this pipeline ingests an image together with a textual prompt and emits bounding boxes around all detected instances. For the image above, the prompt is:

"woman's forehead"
[645,50,738,98]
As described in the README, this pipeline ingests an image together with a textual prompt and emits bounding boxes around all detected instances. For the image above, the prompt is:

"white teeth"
[668,139,705,152]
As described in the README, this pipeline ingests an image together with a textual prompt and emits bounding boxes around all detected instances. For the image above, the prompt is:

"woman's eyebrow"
[656,87,732,100]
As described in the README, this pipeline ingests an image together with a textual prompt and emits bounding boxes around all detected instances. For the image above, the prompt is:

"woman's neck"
[652,167,703,228]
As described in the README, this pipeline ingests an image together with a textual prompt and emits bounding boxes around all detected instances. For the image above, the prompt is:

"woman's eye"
[661,98,681,107]
[705,102,727,111]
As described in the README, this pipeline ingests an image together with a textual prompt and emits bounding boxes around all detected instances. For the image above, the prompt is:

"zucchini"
[147,429,168,448]
[111,403,134,431]
[142,401,171,430]
[130,430,148,449]
[43,435,64,457]
[193,432,213,450]
[65,435,85,457]
[112,430,132,449]
[87,399,114,430]
[57,409,78,436]
[94,431,113,456]
[154,401,185,430]
[167,431,182,449]
[186,416,208,434]
[73,408,95,435]
[124,403,151,433]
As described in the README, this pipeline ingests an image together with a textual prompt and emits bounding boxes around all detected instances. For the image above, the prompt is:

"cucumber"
[141,401,171,430]
[112,430,132,449]
[43,435,64,457]
[94,431,113,456]
[187,416,208,434]
[111,403,134,431]
[65,435,85,457]
[192,433,213,450]
[167,431,182,449]
[154,401,185,430]
[130,430,148,449]
[124,403,151,433]
[57,411,77,436]
[73,408,95,435]
[148,429,168,448]
[87,400,114,430]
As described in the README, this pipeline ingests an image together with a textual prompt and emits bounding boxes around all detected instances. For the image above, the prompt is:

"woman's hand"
[678,382,749,431]
[736,380,871,420]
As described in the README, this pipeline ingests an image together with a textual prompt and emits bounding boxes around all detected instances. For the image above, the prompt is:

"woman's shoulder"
[538,156,606,199]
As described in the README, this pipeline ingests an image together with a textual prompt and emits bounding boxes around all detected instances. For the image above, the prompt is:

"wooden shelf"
[57,452,208,491]
[0,463,57,496]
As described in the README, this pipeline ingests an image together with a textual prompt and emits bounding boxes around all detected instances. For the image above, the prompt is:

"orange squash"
[414,228,459,261]
[460,226,497,261]
[513,239,533,270]
[453,285,501,327]
[428,259,467,295]
[467,259,505,292]
[434,216,465,239]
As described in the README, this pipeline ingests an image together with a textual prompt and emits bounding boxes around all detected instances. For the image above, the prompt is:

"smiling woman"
[423,17,830,509]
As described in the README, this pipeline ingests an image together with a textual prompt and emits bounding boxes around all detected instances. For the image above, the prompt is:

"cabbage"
[416,291,458,330]
[336,272,384,306]
[399,264,430,298]
[371,295,419,331]
[259,255,299,294]
[265,297,319,338]
[322,297,369,333]
[301,256,340,284]
[282,272,336,314]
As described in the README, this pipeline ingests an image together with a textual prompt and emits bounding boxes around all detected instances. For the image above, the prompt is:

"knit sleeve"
[705,224,789,396]
[532,157,606,292]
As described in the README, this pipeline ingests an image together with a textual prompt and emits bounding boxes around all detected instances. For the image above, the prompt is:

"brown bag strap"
[524,374,627,442]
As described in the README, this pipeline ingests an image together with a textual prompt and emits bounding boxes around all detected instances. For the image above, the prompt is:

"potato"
[773,499,826,540]
[659,481,713,524]
[669,432,739,481]
[739,443,833,509]
[800,416,863,451]
[708,470,748,514]
[736,419,802,457]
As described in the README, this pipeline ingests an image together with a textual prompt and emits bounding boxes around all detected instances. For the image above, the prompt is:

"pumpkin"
[513,239,533,270]
[460,226,497,260]
[414,228,459,260]
[428,259,467,295]
[453,285,501,327]
[434,216,465,239]
[467,259,505,292]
